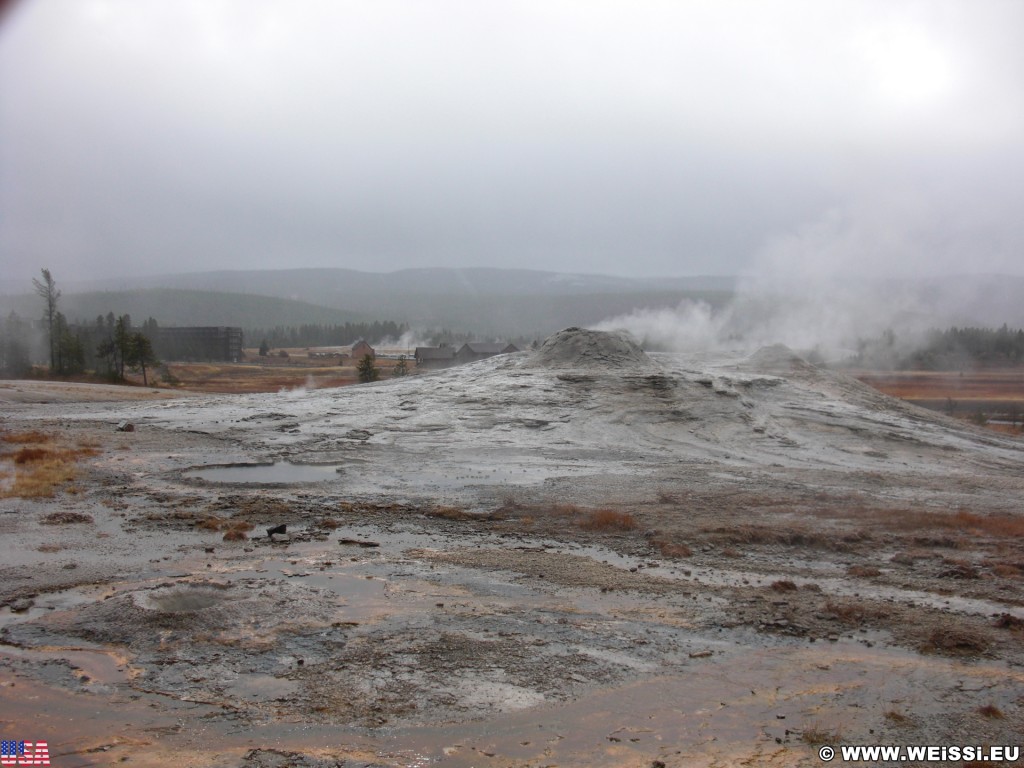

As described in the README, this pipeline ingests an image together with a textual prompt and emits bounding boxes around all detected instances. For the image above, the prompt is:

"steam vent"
[530,327,652,369]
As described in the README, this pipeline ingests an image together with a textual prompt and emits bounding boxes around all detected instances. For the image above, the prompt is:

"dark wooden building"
[152,327,244,362]
[454,342,519,364]
[415,345,457,369]
[349,340,375,360]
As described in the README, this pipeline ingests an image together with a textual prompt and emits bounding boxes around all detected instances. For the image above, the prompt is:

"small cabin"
[350,340,375,360]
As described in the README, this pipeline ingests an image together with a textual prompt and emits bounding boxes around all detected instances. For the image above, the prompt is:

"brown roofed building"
[415,345,456,369]
[454,342,519,364]
[349,340,375,360]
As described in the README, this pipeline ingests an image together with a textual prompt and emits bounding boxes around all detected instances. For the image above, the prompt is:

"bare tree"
[32,268,60,371]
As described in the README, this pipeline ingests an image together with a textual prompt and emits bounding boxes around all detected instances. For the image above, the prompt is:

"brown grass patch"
[41,511,94,525]
[884,709,911,725]
[37,543,63,553]
[770,579,799,592]
[549,503,583,517]
[977,704,1004,719]
[824,599,889,624]
[991,563,1023,578]
[992,613,1024,630]
[425,506,472,521]
[952,510,1024,537]
[652,538,692,558]
[919,626,989,656]
[318,517,341,529]
[578,509,637,532]
[800,724,842,746]
[197,517,254,533]
[1,430,52,445]
[706,524,842,550]
[222,529,248,541]
[10,462,80,498]
[858,507,1024,538]
[13,446,54,464]
[0,432,99,499]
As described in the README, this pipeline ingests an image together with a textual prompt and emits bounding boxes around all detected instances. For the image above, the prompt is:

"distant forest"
[846,325,1024,369]
[249,321,408,349]
[247,322,531,350]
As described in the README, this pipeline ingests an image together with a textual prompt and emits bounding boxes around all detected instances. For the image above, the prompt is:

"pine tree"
[356,353,379,383]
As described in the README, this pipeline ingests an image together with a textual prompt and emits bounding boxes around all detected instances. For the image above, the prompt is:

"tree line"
[847,324,1024,370]
[1,269,158,383]
[249,321,408,350]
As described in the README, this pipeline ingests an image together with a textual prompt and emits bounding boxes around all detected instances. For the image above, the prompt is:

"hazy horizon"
[2,1,1022,287]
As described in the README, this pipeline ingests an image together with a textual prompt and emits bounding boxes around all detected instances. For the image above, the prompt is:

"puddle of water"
[183,461,341,484]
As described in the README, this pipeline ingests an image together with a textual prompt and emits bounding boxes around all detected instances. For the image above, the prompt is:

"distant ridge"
[3,268,1023,339]
[0,268,736,337]
[0,288,363,329]
[14,267,736,301]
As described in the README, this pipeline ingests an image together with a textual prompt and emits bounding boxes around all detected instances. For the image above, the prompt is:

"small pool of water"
[183,461,341,484]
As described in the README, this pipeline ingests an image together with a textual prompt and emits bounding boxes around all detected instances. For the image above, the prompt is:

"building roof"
[458,342,518,355]
[415,346,456,360]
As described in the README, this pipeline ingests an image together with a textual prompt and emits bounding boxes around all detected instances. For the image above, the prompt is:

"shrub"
[578,509,637,532]
[652,538,692,558]
[919,626,988,656]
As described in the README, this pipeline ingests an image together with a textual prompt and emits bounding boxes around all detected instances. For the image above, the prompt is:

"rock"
[339,538,380,547]
[270,533,291,543]
[116,421,135,432]
[267,524,287,537]
[8,598,35,613]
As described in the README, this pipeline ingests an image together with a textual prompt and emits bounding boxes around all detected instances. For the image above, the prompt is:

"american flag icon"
[0,741,50,766]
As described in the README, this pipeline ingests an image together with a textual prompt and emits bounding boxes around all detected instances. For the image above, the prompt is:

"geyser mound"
[742,344,820,377]
[530,327,652,369]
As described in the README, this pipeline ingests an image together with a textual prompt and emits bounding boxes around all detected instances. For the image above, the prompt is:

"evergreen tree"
[356,353,379,383]
[126,332,159,386]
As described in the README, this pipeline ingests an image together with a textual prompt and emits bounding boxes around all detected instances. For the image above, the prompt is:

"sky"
[1,0,1022,286]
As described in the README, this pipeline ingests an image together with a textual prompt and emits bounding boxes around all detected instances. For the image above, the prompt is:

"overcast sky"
[1,0,1022,285]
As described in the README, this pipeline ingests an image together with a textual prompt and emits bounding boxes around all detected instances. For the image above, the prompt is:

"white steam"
[594,191,1022,358]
